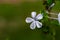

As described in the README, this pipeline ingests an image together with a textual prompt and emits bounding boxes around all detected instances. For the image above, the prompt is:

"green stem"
[48,11,56,40]
[50,26,56,40]
[52,28,55,40]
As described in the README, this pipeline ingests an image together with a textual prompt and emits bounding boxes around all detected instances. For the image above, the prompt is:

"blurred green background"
[0,0,60,40]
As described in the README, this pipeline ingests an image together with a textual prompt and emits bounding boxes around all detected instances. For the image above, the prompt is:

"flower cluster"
[25,11,60,30]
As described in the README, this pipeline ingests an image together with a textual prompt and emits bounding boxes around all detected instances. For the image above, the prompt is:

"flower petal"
[36,14,43,20]
[30,21,36,30]
[25,17,34,23]
[31,12,36,18]
[58,13,60,24]
[36,21,42,28]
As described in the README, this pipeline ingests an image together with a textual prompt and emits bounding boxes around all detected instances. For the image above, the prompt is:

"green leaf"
[47,0,53,6]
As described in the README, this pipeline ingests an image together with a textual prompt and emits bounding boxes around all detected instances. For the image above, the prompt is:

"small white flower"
[58,12,60,24]
[25,12,43,30]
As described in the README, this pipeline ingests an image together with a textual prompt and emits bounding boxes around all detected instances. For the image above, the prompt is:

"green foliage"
[47,0,53,5]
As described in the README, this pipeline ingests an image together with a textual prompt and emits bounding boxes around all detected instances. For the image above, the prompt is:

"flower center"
[33,17,38,21]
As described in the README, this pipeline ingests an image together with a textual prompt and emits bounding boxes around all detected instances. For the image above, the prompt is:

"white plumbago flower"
[25,12,43,30]
[58,12,60,24]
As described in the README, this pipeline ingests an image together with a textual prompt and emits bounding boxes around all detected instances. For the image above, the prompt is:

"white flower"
[25,12,43,30]
[58,12,60,24]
